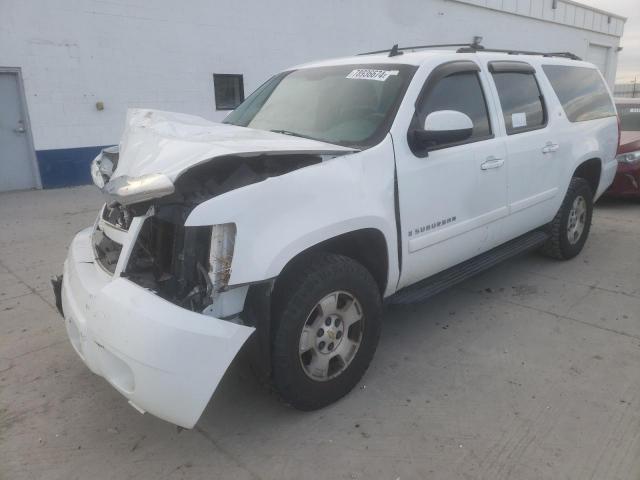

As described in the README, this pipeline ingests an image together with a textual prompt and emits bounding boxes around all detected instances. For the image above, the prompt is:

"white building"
[0,0,626,191]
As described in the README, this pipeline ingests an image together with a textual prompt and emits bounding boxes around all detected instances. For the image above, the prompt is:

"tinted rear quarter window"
[542,65,615,122]
[492,72,545,135]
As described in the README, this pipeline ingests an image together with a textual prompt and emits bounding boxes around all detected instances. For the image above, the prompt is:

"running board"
[386,230,549,305]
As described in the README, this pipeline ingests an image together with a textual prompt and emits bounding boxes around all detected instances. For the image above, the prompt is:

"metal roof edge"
[448,0,626,37]
[561,0,626,21]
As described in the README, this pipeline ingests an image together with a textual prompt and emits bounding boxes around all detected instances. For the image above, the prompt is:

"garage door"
[587,44,609,77]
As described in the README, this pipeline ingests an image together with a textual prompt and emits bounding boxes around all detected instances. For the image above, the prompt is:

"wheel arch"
[572,157,602,196]
[275,228,389,297]
[242,228,389,381]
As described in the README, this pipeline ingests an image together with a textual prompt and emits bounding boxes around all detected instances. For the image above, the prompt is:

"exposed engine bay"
[89,109,353,314]
[174,153,322,203]
[103,152,327,312]
[124,217,213,311]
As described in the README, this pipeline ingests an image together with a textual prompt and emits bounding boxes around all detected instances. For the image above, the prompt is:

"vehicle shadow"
[596,196,640,209]
[198,282,479,430]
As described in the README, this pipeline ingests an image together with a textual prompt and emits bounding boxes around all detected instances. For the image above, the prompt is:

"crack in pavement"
[0,259,58,313]
[8,339,68,360]
[526,270,640,300]
[465,287,640,342]
[194,426,264,480]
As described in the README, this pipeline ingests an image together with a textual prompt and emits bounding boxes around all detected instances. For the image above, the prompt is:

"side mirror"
[412,110,473,149]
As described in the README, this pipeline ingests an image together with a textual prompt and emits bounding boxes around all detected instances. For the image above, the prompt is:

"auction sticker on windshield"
[346,69,399,81]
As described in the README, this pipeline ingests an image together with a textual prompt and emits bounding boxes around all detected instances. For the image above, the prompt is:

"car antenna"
[388,44,403,57]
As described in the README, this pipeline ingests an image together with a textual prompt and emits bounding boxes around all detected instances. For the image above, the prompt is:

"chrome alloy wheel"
[567,195,587,245]
[298,291,364,381]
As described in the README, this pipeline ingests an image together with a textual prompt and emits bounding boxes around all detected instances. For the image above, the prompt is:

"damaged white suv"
[53,44,619,428]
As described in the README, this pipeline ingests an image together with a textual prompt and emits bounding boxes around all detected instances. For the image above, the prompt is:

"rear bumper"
[58,228,254,428]
[606,162,640,197]
[595,158,620,200]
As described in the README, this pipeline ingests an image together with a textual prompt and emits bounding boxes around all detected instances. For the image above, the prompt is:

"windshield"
[224,64,416,149]
[617,104,640,131]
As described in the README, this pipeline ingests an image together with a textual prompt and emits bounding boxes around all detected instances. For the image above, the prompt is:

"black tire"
[541,177,593,260]
[271,253,382,410]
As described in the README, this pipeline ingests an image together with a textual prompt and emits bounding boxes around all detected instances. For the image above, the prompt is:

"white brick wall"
[0,0,624,151]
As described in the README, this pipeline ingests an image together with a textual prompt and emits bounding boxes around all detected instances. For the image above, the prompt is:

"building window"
[213,74,244,110]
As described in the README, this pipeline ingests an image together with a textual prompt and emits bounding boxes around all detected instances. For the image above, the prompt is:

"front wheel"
[541,177,594,260]
[271,253,382,410]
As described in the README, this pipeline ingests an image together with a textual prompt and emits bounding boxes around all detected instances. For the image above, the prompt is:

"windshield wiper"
[269,129,314,140]
[269,129,359,150]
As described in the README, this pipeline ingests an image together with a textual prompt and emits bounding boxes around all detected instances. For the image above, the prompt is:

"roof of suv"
[293,48,595,70]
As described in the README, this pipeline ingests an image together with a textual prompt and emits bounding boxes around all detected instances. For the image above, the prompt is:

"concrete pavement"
[1,186,639,480]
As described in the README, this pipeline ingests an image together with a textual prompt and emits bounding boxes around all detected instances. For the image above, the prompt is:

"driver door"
[394,61,508,289]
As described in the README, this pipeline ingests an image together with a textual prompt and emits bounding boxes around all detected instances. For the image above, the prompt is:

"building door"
[587,44,609,78]
[0,70,39,191]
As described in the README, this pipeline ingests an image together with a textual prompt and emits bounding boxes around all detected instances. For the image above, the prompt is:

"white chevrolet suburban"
[53,43,619,428]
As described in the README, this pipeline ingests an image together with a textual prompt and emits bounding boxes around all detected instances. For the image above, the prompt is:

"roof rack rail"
[357,39,581,61]
[456,45,582,60]
[358,43,476,57]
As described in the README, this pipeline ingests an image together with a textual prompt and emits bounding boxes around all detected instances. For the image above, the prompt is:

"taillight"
[616,150,640,165]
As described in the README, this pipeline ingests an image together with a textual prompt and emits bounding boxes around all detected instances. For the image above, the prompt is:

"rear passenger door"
[488,62,561,231]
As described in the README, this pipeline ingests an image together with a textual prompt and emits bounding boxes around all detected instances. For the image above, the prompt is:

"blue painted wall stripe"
[36,145,112,188]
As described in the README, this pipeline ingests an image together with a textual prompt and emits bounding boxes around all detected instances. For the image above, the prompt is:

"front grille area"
[93,227,122,274]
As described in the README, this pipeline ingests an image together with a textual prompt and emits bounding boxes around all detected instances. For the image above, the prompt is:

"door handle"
[481,156,504,170]
[13,121,26,134]
[542,142,559,154]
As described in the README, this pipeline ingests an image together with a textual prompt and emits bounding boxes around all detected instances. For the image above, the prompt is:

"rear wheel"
[541,177,593,260]
[272,253,382,410]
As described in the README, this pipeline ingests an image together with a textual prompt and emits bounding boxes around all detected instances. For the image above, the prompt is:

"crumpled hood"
[113,109,355,181]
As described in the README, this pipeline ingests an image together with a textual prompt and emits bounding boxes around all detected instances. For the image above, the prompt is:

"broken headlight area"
[90,146,119,188]
[123,216,236,312]
[103,173,175,206]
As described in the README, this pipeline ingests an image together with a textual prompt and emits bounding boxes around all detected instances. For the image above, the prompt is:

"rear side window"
[492,72,545,134]
[542,65,615,122]
[418,72,492,142]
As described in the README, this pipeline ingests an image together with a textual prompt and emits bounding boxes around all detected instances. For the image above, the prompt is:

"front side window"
[492,72,546,135]
[224,64,416,149]
[542,65,616,122]
[417,71,492,143]
[616,104,640,132]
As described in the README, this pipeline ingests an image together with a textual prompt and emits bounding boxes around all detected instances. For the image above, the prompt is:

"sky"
[582,0,640,82]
